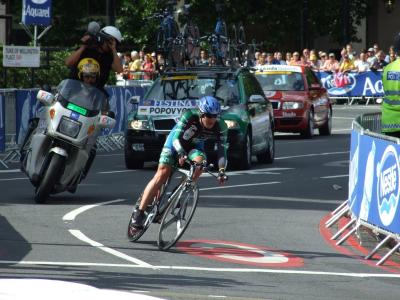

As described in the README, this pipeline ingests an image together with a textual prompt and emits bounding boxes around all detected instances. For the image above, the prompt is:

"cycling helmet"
[198,96,221,115]
[100,26,123,43]
[77,58,100,79]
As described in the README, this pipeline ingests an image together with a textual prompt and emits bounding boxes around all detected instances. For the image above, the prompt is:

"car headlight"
[58,116,81,138]
[130,120,151,130]
[224,120,240,129]
[282,101,304,110]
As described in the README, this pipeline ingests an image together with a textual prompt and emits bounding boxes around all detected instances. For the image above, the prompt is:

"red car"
[254,65,332,138]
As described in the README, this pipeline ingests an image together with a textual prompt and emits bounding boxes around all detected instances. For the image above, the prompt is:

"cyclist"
[131,96,228,229]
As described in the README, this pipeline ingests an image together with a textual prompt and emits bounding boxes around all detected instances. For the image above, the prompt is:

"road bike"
[151,3,183,68]
[127,160,227,250]
[180,4,200,66]
[229,23,247,66]
[199,3,229,66]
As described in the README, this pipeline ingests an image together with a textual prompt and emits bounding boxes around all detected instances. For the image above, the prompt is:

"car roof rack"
[163,65,238,73]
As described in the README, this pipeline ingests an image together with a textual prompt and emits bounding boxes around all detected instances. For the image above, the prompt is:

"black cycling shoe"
[131,209,145,229]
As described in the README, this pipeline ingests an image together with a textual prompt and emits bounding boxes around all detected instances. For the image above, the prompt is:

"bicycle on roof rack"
[150,1,183,68]
[199,2,229,66]
[180,3,200,66]
[127,159,227,251]
[229,22,247,66]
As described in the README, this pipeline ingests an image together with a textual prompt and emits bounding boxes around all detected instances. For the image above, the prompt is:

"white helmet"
[100,26,123,43]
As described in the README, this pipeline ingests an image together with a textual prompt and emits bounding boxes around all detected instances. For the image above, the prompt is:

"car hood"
[264,90,307,101]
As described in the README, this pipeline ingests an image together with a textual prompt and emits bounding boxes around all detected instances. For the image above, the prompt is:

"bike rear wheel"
[157,183,199,250]
[127,195,156,242]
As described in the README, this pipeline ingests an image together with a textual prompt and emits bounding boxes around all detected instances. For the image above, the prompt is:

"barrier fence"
[316,71,383,105]
[0,84,150,168]
[326,112,400,266]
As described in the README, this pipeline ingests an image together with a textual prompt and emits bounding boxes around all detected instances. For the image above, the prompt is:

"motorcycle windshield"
[56,79,106,112]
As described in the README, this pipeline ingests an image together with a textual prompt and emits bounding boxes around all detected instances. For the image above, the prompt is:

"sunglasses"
[202,113,218,119]
[83,74,97,79]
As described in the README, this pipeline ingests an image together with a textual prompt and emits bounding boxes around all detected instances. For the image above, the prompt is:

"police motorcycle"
[21,79,116,204]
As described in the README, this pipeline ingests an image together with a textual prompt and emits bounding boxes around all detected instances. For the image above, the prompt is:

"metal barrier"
[326,112,400,266]
[330,96,382,106]
[0,84,149,168]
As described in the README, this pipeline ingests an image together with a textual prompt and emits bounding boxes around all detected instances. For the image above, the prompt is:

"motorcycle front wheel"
[34,153,65,204]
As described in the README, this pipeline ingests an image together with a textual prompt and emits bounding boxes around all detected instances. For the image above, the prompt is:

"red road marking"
[177,239,304,267]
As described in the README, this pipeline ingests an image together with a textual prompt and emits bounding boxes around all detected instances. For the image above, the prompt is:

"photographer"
[65,23,123,95]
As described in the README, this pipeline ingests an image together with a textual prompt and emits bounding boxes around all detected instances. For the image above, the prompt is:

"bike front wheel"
[157,183,199,250]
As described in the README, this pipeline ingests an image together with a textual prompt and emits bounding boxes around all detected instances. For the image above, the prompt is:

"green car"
[125,66,275,170]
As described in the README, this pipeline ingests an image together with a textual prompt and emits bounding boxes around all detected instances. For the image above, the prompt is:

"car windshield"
[146,75,240,106]
[255,72,305,91]
[56,79,106,111]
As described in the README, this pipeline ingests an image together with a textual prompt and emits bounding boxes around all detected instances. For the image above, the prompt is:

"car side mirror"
[248,94,265,103]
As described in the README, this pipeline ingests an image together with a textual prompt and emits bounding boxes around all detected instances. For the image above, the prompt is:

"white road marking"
[200,195,342,205]
[275,151,348,160]
[0,260,399,278]
[98,170,137,174]
[63,199,125,222]
[332,129,351,133]
[200,181,281,191]
[333,117,355,120]
[68,230,154,268]
[321,174,348,179]
[0,169,20,173]
[0,177,27,181]
[97,153,124,157]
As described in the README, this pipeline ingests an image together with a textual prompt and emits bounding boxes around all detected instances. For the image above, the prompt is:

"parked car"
[253,65,332,138]
[125,66,275,170]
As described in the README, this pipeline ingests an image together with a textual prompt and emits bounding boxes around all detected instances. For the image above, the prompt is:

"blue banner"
[349,128,400,233]
[0,94,5,152]
[22,0,52,26]
[14,86,149,142]
[316,71,383,98]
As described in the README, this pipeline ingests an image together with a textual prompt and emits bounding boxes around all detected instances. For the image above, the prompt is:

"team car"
[124,66,275,170]
[253,65,332,138]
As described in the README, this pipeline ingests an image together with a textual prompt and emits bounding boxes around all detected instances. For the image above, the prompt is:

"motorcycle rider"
[130,96,228,230]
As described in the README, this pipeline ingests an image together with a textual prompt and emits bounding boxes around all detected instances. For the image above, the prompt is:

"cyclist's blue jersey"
[164,109,228,169]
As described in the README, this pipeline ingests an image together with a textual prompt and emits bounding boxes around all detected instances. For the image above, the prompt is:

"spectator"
[376,50,388,70]
[141,53,155,80]
[276,52,286,65]
[156,53,165,73]
[346,43,356,60]
[339,53,356,72]
[389,52,397,63]
[322,53,339,72]
[209,54,217,66]
[289,51,300,65]
[265,52,278,65]
[285,52,292,65]
[354,52,370,73]
[299,55,310,66]
[367,47,379,69]
[302,48,310,63]
[198,50,209,65]
[309,53,321,71]
[256,53,266,66]
[373,43,380,54]
[319,52,327,66]
[385,46,395,63]
[129,50,142,79]
[122,51,132,79]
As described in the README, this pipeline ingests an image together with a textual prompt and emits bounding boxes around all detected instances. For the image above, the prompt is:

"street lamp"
[384,0,395,13]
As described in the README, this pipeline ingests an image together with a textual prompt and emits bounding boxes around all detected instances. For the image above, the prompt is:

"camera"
[83,21,111,48]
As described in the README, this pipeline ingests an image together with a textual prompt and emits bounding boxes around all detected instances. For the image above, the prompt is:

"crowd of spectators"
[252,43,394,73]
[116,43,395,81]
